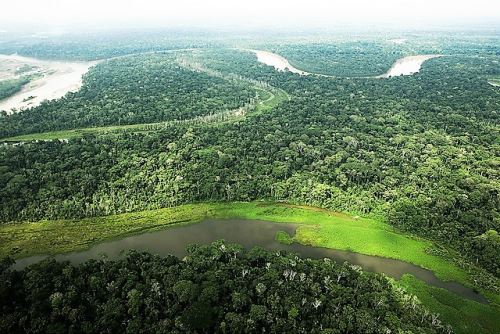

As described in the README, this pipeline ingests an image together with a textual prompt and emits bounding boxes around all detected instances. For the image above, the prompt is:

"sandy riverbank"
[0,54,98,114]
[377,55,441,78]
[251,50,308,76]
[250,50,440,79]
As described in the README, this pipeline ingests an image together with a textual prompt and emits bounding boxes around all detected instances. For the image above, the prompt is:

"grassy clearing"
[213,203,469,284]
[0,202,477,285]
[0,203,213,258]
[253,86,289,114]
[399,275,500,334]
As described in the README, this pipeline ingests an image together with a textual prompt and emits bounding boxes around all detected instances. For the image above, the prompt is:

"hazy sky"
[1,0,500,30]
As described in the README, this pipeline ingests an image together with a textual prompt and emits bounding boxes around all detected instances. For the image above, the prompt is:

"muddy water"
[251,50,440,79]
[0,54,98,113]
[14,219,487,304]
[377,55,441,78]
[251,50,308,75]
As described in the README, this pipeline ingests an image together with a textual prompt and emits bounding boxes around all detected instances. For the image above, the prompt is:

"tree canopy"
[0,242,451,333]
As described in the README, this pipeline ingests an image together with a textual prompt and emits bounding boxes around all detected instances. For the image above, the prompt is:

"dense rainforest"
[270,42,405,77]
[0,31,499,332]
[1,46,498,278]
[0,53,255,136]
[0,30,219,61]
[0,242,451,333]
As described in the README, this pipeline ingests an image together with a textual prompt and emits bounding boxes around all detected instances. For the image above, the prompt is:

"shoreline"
[249,49,441,79]
[377,54,442,78]
[0,54,98,114]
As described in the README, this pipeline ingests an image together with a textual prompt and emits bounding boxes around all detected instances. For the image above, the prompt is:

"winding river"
[252,50,308,75]
[0,50,441,115]
[250,50,440,78]
[14,219,487,304]
[377,55,441,78]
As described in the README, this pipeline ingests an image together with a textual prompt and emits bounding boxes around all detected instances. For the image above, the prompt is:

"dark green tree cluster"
[0,242,451,333]
[0,53,255,137]
[466,230,500,277]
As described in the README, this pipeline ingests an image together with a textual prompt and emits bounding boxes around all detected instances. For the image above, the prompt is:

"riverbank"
[250,49,440,79]
[377,55,441,78]
[0,59,289,142]
[0,54,97,113]
[1,202,498,333]
[0,202,492,288]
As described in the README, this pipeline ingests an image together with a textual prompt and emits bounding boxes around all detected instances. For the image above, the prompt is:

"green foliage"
[468,230,500,276]
[0,30,216,60]
[0,45,498,281]
[0,77,30,100]
[0,74,289,142]
[3,201,496,303]
[0,203,212,259]
[275,230,294,245]
[271,41,405,77]
[399,274,500,334]
[0,53,255,137]
[0,242,452,333]
[0,32,499,333]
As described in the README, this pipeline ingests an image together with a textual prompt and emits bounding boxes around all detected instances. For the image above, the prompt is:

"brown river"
[251,50,440,78]
[14,219,487,304]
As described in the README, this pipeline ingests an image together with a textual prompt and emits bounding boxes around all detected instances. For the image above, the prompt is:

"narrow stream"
[13,219,487,304]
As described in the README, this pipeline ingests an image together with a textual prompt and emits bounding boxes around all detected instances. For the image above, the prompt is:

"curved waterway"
[250,50,440,78]
[0,54,98,114]
[377,55,441,78]
[251,50,308,75]
[14,219,487,304]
